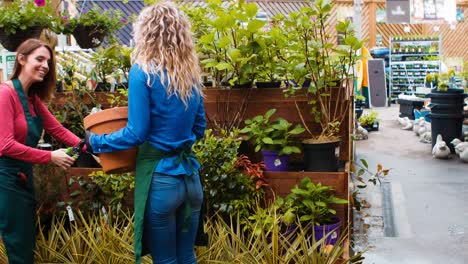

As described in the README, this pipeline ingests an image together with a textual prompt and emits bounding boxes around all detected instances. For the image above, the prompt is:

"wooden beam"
[369,1,377,47]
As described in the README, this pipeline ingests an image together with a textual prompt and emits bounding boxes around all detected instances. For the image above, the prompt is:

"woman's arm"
[0,86,51,163]
[90,65,151,153]
[192,96,206,140]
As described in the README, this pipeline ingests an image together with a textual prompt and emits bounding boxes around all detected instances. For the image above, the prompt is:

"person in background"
[0,39,81,263]
[85,2,206,264]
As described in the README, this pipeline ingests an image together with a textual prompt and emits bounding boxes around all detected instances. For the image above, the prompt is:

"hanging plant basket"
[0,27,43,52]
[72,25,106,49]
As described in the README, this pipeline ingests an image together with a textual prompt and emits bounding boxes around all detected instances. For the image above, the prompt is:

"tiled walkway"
[354,105,468,264]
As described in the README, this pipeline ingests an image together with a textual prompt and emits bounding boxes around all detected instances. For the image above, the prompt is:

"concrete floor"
[354,105,468,264]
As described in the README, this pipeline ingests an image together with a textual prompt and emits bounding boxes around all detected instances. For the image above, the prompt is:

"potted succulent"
[239,108,305,171]
[277,177,348,245]
[283,0,363,171]
[61,4,126,49]
[0,0,62,51]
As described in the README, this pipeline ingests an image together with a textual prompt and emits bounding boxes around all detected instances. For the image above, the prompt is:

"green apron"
[0,79,43,264]
[134,142,198,264]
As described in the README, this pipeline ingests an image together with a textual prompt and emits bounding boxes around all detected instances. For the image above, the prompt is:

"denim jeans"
[144,172,203,264]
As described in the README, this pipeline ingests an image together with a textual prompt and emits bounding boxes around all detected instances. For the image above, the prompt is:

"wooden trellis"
[334,0,468,61]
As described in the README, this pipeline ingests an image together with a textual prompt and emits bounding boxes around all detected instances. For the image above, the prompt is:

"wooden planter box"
[203,88,353,162]
[264,171,349,230]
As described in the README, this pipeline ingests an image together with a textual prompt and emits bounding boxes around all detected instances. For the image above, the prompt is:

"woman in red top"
[0,39,80,263]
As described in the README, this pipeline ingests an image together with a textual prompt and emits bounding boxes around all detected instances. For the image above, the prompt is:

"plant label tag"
[102,206,108,223]
[274,158,282,167]
[66,205,75,222]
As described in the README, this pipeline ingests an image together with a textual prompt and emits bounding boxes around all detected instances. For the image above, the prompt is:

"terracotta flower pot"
[83,107,137,173]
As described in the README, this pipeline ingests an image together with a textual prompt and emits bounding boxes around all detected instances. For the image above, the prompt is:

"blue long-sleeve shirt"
[90,64,206,176]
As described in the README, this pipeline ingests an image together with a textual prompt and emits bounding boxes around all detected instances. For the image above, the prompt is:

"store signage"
[386,0,411,24]
[2,51,16,81]
[411,0,457,24]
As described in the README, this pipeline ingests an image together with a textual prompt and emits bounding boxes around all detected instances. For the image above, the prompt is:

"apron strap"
[12,79,34,119]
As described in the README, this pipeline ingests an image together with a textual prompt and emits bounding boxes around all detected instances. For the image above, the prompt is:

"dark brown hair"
[8,38,56,102]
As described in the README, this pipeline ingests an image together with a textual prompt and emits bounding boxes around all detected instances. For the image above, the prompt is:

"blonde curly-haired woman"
[85,2,206,263]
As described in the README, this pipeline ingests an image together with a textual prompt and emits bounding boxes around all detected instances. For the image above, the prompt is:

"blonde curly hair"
[132,2,202,105]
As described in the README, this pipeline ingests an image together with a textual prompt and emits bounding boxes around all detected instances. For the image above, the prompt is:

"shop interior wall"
[334,0,468,62]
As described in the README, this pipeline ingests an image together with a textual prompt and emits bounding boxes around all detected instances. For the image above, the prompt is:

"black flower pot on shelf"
[56,81,63,93]
[72,25,106,49]
[255,81,281,89]
[95,82,111,92]
[115,82,128,90]
[0,27,43,52]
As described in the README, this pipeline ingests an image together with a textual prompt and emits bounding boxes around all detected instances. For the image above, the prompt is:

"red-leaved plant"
[235,155,268,190]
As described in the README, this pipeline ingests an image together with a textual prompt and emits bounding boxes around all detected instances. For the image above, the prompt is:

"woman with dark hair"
[85,2,206,263]
[0,38,81,263]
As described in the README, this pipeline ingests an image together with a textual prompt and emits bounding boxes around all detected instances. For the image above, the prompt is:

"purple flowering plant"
[61,4,127,40]
[0,0,62,35]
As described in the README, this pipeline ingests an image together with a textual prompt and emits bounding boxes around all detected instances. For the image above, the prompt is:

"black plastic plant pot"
[95,82,111,92]
[255,81,282,89]
[428,112,464,154]
[73,152,101,168]
[0,27,43,52]
[72,25,106,49]
[303,140,340,172]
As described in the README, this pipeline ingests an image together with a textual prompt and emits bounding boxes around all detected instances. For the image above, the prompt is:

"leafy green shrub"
[192,129,265,219]
[278,177,348,226]
[88,170,135,211]
[358,110,379,127]
[240,108,305,155]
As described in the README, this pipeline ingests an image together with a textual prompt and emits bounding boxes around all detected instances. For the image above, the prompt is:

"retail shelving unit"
[389,36,441,100]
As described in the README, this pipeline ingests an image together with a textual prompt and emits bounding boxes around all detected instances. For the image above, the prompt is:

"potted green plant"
[61,4,126,49]
[255,18,287,89]
[239,108,305,171]
[0,0,62,51]
[90,45,120,91]
[192,0,266,88]
[114,45,133,89]
[358,110,380,131]
[277,177,348,245]
[283,0,363,171]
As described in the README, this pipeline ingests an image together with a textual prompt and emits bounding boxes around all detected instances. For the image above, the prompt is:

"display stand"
[389,36,441,101]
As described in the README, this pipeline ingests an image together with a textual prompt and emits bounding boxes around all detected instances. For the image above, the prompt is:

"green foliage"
[278,177,348,226]
[88,170,135,211]
[350,160,390,211]
[57,57,83,90]
[58,175,103,212]
[47,90,96,147]
[240,109,305,155]
[283,0,364,141]
[192,129,264,219]
[358,110,379,127]
[355,94,366,101]
[115,45,133,83]
[185,0,266,86]
[61,4,126,39]
[0,208,365,263]
[91,45,121,84]
[0,0,62,35]
[34,164,66,218]
[107,87,129,108]
[198,209,366,263]
[255,16,288,82]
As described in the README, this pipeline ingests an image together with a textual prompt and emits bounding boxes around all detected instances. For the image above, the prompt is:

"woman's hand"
[51,149,76,170]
